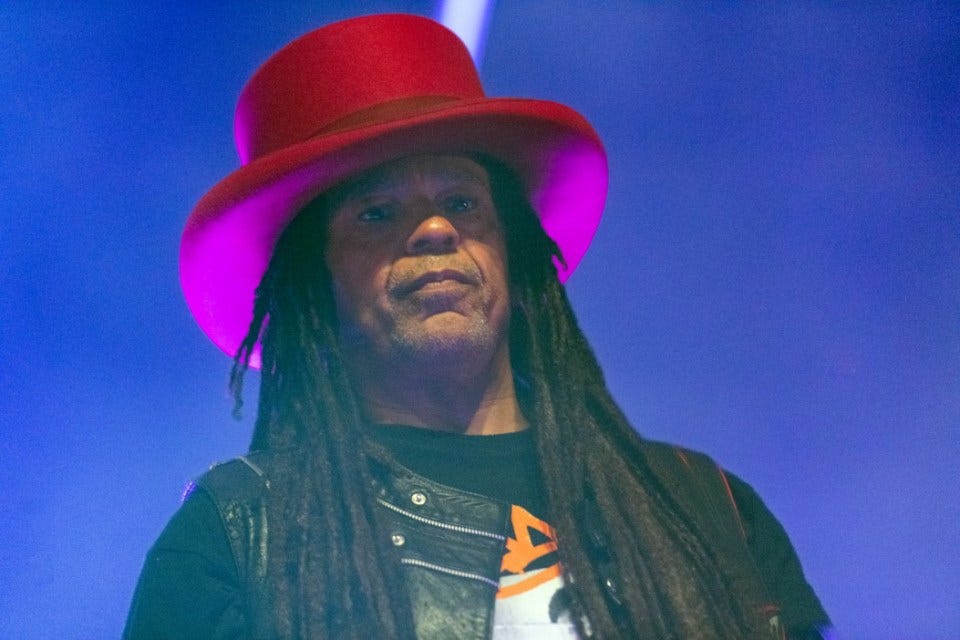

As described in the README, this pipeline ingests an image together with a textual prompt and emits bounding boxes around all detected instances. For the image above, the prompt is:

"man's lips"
[391,268,478,297]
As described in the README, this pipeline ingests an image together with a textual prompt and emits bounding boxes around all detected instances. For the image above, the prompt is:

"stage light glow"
[436,0,495,66]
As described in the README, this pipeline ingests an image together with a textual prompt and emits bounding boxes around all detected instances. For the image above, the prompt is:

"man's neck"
[350,346,528,435]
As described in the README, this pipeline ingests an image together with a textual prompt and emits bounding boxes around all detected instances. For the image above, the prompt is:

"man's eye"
[444,196,476,214]
[357,205,394,222]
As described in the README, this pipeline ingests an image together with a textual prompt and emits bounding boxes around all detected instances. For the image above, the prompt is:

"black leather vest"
[196,441,782,639]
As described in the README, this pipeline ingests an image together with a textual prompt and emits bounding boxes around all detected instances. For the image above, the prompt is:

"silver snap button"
[391,533,406,547]
[410,491,427,506]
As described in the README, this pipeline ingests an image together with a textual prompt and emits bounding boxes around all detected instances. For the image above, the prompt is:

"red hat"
[180,13,608,366]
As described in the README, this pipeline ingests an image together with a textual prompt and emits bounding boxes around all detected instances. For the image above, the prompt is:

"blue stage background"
[2,2,957,637]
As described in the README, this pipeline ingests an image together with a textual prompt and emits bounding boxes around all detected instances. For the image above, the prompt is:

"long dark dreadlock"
[230,156,765,638]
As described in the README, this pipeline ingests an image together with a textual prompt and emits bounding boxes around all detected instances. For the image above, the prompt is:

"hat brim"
[180,97,608,366]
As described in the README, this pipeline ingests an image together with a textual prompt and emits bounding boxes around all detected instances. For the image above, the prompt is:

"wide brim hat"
[180,13,608,367]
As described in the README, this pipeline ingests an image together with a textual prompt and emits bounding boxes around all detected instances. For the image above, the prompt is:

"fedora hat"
[180,13,608,365]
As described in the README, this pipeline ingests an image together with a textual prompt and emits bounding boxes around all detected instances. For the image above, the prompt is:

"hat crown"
[234,14,485,164]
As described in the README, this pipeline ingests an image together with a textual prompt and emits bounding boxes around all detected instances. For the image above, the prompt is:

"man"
[125,14,830,639]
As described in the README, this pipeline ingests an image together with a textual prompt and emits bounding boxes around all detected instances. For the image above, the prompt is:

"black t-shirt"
[367,425,564,589]
[367,424,547,514]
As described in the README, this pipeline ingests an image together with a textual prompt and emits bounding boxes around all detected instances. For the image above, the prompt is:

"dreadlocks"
[230,157,764,638]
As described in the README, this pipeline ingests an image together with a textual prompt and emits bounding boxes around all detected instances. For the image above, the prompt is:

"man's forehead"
[332,155,491,202]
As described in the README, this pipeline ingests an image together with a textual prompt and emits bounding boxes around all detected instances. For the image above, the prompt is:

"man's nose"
[406,213,460,254]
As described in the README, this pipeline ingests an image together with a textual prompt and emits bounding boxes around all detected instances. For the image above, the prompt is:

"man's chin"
[391,319,498,364]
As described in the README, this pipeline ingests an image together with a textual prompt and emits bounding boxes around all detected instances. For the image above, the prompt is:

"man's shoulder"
[634,438,747,538]
[635,438,724,479]
[194,449,293,504]
[636,437,704,458]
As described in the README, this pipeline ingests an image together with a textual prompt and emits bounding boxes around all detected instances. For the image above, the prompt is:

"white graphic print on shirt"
[492,504,580,639]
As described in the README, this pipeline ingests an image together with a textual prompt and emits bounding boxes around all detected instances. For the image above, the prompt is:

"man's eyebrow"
[430,166,489,188]
[337,170,400,200]
[333,164,490,203]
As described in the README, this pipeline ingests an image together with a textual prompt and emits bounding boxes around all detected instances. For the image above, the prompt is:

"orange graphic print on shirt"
[497,504,562,598]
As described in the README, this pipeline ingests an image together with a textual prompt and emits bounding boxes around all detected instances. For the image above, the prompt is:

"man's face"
[325,155,510,372]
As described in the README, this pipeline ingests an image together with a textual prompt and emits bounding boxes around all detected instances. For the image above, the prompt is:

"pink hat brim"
[180,96,608,367]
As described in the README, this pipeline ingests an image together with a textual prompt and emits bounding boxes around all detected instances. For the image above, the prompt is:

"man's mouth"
[393,268,478,297]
